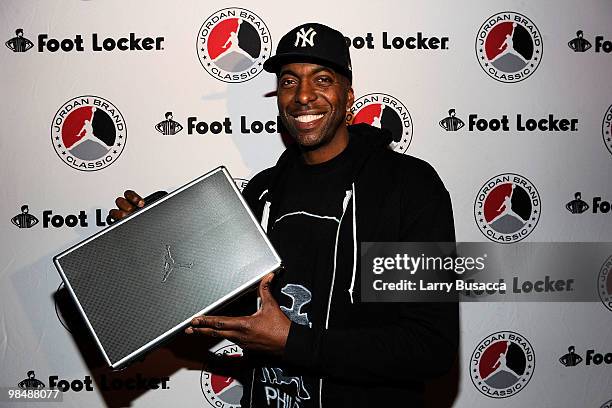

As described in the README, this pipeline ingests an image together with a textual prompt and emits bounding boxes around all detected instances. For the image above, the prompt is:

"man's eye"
[280,78,296,87]
[316,76,333,84]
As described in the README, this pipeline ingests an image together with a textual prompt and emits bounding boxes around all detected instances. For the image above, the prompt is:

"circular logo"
[475,12,543,83]
[196,8,271,83]
[201,343,244,407]
[347,93,413,153]
[474,173,541,243]
[51,95,126,171]
[601,399,612,408]
[470,331,535,399]
[598,255,612,313]
[602,105,612,156]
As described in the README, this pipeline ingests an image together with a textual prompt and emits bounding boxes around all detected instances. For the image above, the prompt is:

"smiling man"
[111,22,457,408]
[184,23,459,407]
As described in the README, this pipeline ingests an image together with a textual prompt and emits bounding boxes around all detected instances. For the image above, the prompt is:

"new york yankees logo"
[294,27,317,47]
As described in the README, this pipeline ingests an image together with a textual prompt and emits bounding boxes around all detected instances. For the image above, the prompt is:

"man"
[111,23,457,407]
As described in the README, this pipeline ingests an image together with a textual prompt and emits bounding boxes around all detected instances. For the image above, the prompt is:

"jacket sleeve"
[282,187,459,384]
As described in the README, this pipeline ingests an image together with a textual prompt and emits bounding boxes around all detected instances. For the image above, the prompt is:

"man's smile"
[291,112,327,130]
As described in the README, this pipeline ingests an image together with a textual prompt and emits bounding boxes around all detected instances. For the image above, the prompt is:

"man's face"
[277,63,354,149]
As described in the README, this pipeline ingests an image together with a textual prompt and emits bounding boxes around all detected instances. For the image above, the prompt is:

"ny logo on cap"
[294,27,317,47]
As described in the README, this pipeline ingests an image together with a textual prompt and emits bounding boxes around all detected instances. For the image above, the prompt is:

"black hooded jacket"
[240,123,458,407]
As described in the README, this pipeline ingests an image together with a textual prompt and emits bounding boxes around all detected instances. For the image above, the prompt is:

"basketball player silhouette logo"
[162,245,194,282]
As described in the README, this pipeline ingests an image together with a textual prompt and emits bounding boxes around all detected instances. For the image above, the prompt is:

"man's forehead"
[278,62,337,76]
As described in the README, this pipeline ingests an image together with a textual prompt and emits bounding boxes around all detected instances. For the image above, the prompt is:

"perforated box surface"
[54,167,281,368]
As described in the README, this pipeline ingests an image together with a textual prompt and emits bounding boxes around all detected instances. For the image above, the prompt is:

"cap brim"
[263,53,352,81]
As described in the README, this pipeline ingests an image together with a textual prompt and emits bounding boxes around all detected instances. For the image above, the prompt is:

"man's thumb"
[258,272,276,304]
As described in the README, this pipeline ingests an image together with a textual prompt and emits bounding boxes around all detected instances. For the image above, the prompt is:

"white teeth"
[295,114,324,123]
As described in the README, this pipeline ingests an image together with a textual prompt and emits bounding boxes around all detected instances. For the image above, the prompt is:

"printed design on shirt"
[280,284,313,328]
[275,211,340,225]
[261,284,312,405]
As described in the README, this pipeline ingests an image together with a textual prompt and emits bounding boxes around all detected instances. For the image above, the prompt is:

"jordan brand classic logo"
[200,343,244,408]
[474,173,541,243]
[603,104,612,156]
[470,331,535,399]
[599,255,612,313]
[348,93,413,153]
[196,8,271,83]
[294,27,317,47]
[476,12,542,83]
[51,95,126,171]
[162,245,194,282]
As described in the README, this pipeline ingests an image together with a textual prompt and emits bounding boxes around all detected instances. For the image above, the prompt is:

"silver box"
[54,167,281,369]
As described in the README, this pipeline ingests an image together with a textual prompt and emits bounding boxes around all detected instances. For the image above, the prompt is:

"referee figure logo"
[155,112,183,135]
[439,109,465,131]
[566,192,589,214]
[5,29,34,52]
[568,30,592,52]
[11,205,39,228]
[18,371,45,389]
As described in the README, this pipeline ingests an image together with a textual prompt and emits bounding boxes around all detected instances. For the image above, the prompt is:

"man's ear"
[346,85,355,111]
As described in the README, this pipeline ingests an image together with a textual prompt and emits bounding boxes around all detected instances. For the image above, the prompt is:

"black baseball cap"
[264,23,352,82]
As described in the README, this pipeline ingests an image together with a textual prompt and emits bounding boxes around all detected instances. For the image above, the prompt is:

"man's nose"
[295,81,316,105]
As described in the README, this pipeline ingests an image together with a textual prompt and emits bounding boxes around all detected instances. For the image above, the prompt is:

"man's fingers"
[115,197,136,213]
[190,316,248,332]
[124,190,145,207]
[187,327,243,343]
[108,209,128,221]
[258,273,276,303]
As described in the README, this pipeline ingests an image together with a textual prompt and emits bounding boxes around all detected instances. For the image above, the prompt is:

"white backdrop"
[1,0,612,407]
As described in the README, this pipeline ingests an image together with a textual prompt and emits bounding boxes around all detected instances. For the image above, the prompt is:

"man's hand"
[185,273,291,356]
[108,190,145,221]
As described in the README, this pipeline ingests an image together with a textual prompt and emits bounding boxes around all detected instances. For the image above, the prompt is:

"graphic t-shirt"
[249,139,355,407]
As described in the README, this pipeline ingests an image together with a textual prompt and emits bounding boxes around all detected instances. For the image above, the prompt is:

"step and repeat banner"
[1,0,611,407]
